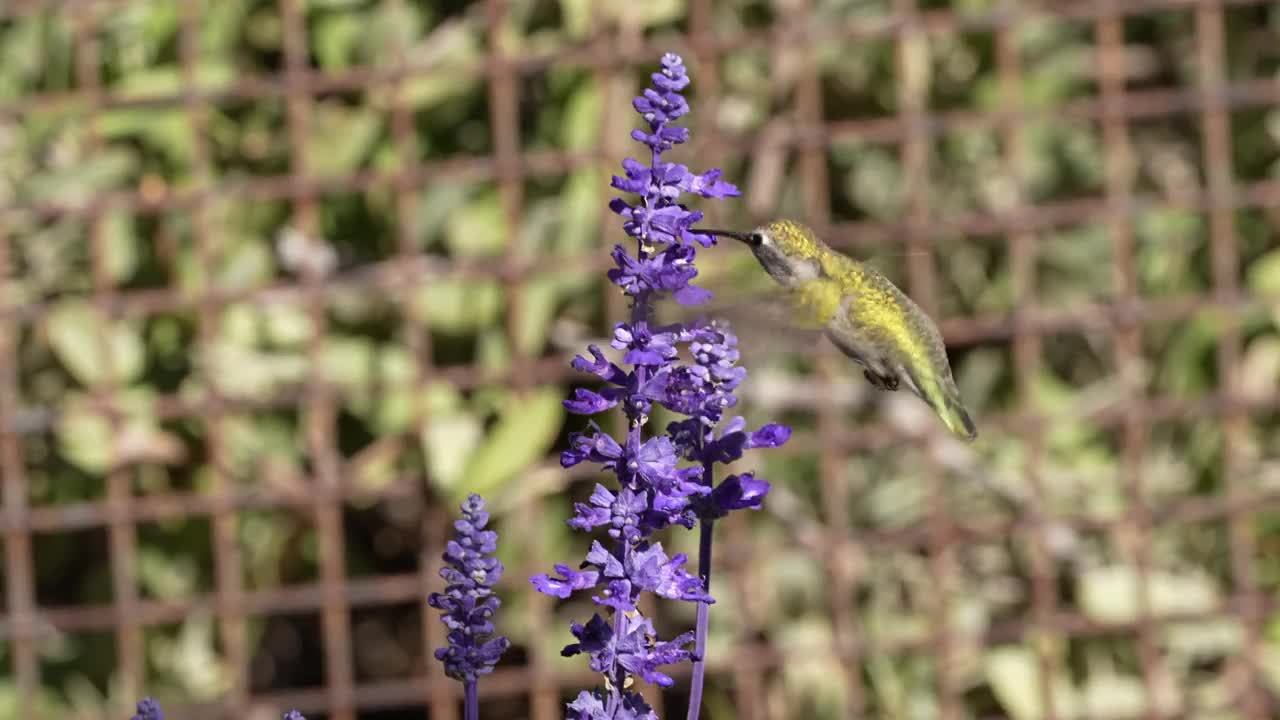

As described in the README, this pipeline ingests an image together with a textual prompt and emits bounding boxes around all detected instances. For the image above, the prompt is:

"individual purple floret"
[532,52,789,720]
[131,698,163,720]
[428,493,510,720]
[566,689,657,720]
[282,711,306,720]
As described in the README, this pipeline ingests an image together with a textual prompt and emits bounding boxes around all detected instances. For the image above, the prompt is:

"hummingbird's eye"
[749,232,764,246]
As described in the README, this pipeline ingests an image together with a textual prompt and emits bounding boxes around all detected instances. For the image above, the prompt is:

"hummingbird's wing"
[657,287,825,365]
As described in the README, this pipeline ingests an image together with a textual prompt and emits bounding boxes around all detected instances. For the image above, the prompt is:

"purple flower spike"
[537,53,789,720]
[427,494,510,683]
[282,712,307,720]
[131,698,163,720]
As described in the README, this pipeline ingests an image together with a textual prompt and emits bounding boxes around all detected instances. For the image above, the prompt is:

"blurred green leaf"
[557,168,603,258]
[1241,336,1280,396]
[203,343,307,398]
[775,617,850,717]
[421,383,483,492]
[101,209,139,284]
[412,278,503,332]
[262,302,315,347]
[985,646,1078,720]
[1264,638,1280,695]
[320,336,376,389]
[314,13,363,69]
[603,0,684,27]
[99,109,194,171]
[456,386,564,501]
[477,326,513,373]
[308,102,382,177]
[1079,565,1219,625]
[149,614,231,701]
[1248,249,1280,330]
[515,278,560,357]
[58,390,184,472]
[178,237,276,294]
[559,81,602,151]
[559,0,593,37]
[0,681,69,718]
[410,182,475,250]
[1154,313,1219,395]
[47,300,145,387]
[1079,670,1180,718]
[25,146,136,204]
[138,547,199,600]
[446,190,508,257]
[388,23,482,109]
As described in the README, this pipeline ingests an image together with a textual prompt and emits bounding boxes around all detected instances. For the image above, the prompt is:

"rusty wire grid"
[2,0,1280,719]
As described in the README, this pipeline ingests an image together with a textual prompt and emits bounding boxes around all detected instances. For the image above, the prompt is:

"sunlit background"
[2,0,1280,718]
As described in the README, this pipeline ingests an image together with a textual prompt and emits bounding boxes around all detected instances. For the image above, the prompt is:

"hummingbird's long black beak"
[698,228,754,244]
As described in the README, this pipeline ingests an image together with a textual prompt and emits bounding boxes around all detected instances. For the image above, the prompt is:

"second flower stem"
[685,515,715,720]
[464,679,478,720]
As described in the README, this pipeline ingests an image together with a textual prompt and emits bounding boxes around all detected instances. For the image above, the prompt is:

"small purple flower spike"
[428,494,510,720]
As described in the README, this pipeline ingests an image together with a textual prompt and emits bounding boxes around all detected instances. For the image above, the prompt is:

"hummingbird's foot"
[863,369,899,392]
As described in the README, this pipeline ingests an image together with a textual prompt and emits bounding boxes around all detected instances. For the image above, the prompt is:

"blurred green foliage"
[2,0,1280,718]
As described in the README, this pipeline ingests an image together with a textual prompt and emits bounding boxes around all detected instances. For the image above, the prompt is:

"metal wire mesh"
[2,0,1280,718]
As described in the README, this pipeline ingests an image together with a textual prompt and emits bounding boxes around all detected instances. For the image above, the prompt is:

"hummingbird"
[699,219,977,441]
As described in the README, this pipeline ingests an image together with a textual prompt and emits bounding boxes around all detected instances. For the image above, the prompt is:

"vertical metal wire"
[480,3,559,718]
[996,9,1062,720]
[72,8,145,707]
[278,0,357,717]
[893,3,962,718]
[177,1,250,712]
[1096,5,1170,716]
[373,0,453,715]
[789,0,869,715]
[0,224,39,714]
[1193,2,1269,717]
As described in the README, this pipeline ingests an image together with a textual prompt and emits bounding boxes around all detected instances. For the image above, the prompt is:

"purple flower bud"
[749,423,792,448]
[564,388,617,415]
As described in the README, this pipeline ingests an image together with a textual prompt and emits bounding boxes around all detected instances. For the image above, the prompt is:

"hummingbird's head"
[701,219,823,288]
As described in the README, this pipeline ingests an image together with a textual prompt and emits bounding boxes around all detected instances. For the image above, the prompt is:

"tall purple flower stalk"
[428,493,511,720]
[532,53,789,720]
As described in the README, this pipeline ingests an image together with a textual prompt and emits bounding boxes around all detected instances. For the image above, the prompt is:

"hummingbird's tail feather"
[941,395,978,442]
[901,364,978,442]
